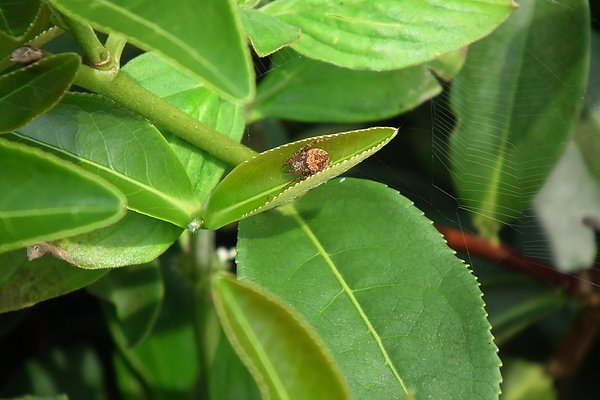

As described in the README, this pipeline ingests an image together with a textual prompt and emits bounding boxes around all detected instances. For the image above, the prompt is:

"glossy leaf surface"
[203,127,397,229]
[0,250,107,313]
[88,262,163,347]
[261,0,514,70]
[213,274,349,400]
[123,52,245,202]
[238,178,500,399]
[15,93,200,227]
[250,51,441,123]
[0,139,125,253]
[0,53,79,133]
[449,0,590,240]
[239,8,300,57]
[49,0,254,102]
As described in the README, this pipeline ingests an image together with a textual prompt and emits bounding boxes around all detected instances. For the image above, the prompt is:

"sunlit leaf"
[239,8,300,57]
[213,274,349,400]
[238,178,500,399]
[427,47,468,81]
[203,127,397,229]
[0,139,125,253]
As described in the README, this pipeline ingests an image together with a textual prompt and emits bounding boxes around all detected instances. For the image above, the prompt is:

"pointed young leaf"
[238,178,500,399]
[0,53,79,133]
[250,51,441,123]
[0,250,107,313]
[239,8,300,57]
[49,0,255,102]
[213,274,350,400]
[15,93,201,228]
[0,139,126,253]
[203,127,397,229]
[261,0,515,70]
[123,52,245,202]
[449,0,590,240]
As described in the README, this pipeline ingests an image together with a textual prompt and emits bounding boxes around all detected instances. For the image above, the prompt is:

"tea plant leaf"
[427,47,468,81]
[0,4,51,60]
[49,0,255,102]
[0,0,40,38]
[89,262,163,347]
[213,274,350,400]
[0,139,126,253]
[237,178,500,399]
[15,93,201,228]
[123,52,245,202]
[57,211,182,269]
[449,0,590,240]
[250,51,441,123]
[239,8,300,57]
[0,53,79,133]
[261,0,515,70]
[203,127,397,229]
[0,250,107,313]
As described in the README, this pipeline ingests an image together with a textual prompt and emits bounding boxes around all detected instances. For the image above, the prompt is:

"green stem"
[105,33,126,68]
[61,14,109,68]
[75,65,257,166]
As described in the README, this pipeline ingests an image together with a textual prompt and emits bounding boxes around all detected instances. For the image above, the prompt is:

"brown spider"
[284,141,330,181]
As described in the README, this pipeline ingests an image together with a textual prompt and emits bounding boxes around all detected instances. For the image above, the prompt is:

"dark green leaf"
[213,274,349,400]
[0,250,107,313]
[0,0,40,38]
[0,53,79,133]
[203,127,397,229]
[261,0,515,70]
[449,0,590,240]
[56,211,182,269]
[15,93,201,228]
[0,4,50,60]
[88,262,163,347]
[49,0,255,102]
[239,8,300,57]
[122,52,245,202]
[0,139,125,253]
[238,178,500,399]
[250,51,441,122]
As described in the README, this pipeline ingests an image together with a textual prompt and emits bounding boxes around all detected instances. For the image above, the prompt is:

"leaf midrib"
[285,204,409,395]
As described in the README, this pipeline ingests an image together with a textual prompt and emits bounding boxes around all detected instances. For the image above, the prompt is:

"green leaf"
[0,139,125,253]
[239,8,300,57]
[88,262,163,347]
[449,0,590,240]
[427,47,468,82]
[0,53,79,133]
[49,0,255,102]
[213,274,350,400]
[250,51,441,123]
[56,211,182,269]
[533,142,600,272]
[237,178,500,399]
[1,396,68,400]
[15,93,201,228]
[0,3,50,60]
[501,359,557,400]
[0,250,107,313]
[0,0,40,38]
[122,52,245,202]
[203,127,397,229]
[261,0,515,70]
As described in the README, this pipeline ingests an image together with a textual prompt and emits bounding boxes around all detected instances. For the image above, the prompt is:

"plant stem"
[75,65,257,166]
[61,14,109,68]
[105,34,126,68]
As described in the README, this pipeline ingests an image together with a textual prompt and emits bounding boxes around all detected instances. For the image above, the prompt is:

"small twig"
[60,13,110,69]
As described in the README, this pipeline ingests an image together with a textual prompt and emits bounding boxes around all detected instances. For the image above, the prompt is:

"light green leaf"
[0,250,107,313]
[449,0,590,240]
[238,178,500,399]
[49,0,255,102]
[88,262,163,347]
[203,127,397,229]
[501,359,557,400]
[0,53,79,133]
[427,47,468,81]
[0,139,125,253]
[250,51,441,122]
[261,0,515,70]
[122,52,245,202]
[56,211,182,269]
[15,93,201,228]
[239,8,300,57]
[0,0,40,38]
[213,274,349,400]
